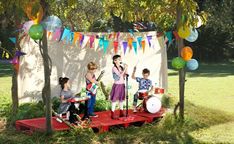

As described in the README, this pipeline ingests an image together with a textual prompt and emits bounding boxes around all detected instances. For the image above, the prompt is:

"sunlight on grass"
[190,122,234,143]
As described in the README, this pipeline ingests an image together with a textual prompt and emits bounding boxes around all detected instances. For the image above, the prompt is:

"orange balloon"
[181,46,193,61]
[24,2,43,24]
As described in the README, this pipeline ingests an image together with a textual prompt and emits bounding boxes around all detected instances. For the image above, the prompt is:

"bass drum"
[143,95,161,114]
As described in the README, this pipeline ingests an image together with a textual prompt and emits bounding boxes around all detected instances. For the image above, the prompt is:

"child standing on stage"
[131,67,153,112]
[85,62,98,118]
[110,55,128,119]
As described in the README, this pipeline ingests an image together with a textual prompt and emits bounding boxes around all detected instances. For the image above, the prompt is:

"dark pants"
[87,92,96,115]
[133,92,139,106]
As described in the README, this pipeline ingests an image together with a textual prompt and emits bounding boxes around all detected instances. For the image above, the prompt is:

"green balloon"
[29,24,44,40]
[172,57,186,69]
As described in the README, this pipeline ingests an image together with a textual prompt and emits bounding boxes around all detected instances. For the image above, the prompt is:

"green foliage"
[161,93,174,108]
[94,99,111,112]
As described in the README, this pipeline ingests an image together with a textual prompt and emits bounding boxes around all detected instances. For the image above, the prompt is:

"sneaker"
[89,113,98,117]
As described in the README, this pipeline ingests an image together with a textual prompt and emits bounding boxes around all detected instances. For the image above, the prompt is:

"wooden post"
[176,0,186,119]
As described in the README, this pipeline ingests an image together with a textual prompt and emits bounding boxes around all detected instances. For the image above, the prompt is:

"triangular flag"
[61,28,71,41]
[15,51,26,57]
[99,37,104,49]
[94,37,99,50]
[173,31,180,40]
[117,32,120,40]
[90,35,95,48]
[79,34,84,47]
[9,37,16,44]
[137,37,142,48]
[141,40,146,53]
[103,40,109,54]
[132,41,137,54]
[52,28,62,41]
[73,32,79,45]
[113,41,118,54]
[47,31,52,39]
[147,35,152,47]
[81,35,89,48]
[128,37,133,50]
[128,29,134,36]
[122,41,128,55]
[166,31,173,44]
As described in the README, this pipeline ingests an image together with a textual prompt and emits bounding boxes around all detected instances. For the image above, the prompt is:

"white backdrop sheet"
[18,31,168,103]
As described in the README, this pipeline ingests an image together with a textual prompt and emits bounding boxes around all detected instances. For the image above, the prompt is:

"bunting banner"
[165,31,173,44]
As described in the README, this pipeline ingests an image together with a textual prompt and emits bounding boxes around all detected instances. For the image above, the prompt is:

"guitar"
[86,70,105,95]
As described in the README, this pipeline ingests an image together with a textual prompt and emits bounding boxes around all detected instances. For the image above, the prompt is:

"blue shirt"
[136,77,152,90]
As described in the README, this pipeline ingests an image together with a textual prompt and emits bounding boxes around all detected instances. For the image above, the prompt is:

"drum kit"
[137,88,164,114]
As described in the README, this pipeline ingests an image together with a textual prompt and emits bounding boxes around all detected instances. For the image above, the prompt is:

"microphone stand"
[125,74,129,117]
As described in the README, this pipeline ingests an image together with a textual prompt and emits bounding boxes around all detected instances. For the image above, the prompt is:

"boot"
[119,110,125,117]
[111,111,118,119]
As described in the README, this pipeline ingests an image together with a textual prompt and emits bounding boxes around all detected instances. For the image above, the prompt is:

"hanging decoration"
[113,41,118,54]
[137,37,142,48]
[42,15,62,32]
[186,59,199,70]
[128,37,133,50]
[122,41,128,55]
[195,16,203,28]
[89,35,95,48]
[171,57,186,70]
[28,24,44,40]
[141,40,146,53]
[185,29,198,42]
[24,2,43,24]
[165,31,173,44]
[23,20,34,33]
[181,46,193,61]
[52,28,62,41]
[103,40,109,54]
[132,41,137,54]
[9,37,16,44]
[147,35,152,47]
[178,25,190,39]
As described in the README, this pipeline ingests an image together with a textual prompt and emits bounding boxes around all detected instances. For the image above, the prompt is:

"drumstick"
[135,59,140,67]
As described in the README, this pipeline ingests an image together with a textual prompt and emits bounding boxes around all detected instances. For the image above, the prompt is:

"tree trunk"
[11,70,18,115]
[39,30,52,134]
[176,0,186,120]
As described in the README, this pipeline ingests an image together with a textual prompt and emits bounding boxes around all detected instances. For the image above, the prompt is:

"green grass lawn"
[0,62,234,144]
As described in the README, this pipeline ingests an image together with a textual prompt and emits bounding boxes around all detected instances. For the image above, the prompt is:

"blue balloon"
[186,59,199,70]
[42,15,62,32]
[185,29,198,42]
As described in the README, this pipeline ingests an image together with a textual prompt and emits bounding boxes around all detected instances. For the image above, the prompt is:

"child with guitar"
[110,55,128,119]
[85,62,99,118]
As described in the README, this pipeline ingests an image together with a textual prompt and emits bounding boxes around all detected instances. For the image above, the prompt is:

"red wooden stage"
[15,108,165,134]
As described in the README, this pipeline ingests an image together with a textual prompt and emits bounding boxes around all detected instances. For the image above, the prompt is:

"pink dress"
[110,66,126,102]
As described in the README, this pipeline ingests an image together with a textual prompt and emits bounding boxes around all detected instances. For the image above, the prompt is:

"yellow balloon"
[178,26,190,39]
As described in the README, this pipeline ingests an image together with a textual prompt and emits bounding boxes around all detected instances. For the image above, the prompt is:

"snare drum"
[138,90,148,100]
[143,95,161,114]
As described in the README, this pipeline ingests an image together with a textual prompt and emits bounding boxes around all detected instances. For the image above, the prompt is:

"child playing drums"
[131,67,153,113]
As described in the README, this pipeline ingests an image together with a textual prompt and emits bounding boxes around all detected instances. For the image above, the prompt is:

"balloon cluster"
[171,15,202,71]
[23,2,62,40]
[171,46,199,71]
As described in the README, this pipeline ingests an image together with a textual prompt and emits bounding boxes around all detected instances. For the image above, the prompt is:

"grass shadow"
[0,62,13,77]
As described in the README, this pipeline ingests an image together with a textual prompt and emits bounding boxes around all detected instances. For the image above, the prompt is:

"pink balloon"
[23,21,34,33]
